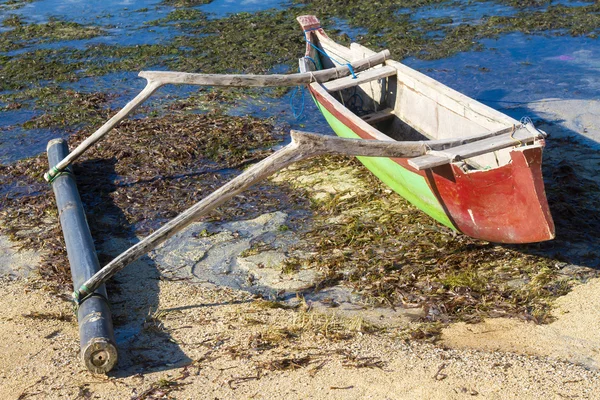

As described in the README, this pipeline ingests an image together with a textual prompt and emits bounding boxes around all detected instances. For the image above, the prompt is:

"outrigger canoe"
[297,15,554,244]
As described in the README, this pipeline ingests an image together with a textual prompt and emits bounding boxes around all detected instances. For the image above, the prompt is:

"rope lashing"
[509,124,522,147]
[292,27,361,119]
[520,116,534,127]
[289,55,317,121]
[304,55,318,70]
[46,166,73,184]
[45,167,60,183]
[520,116,543,142]
[72,285,91,313]
[510,117,538,147]
[303,32,357,79]
[71,285,110,313]
[72,285,91,304]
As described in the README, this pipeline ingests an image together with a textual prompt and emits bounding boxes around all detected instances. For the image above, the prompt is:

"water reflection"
[405,33,600,106]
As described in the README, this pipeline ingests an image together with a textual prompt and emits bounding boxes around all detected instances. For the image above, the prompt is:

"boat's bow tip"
[296,15,321,29]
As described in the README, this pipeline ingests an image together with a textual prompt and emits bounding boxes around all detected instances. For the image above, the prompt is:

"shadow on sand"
[505,106,600,271]
[74,157,193,377]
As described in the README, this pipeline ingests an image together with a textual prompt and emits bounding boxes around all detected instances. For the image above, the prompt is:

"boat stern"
[436,143,555,243]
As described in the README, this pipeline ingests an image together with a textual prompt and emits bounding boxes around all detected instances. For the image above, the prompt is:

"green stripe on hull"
[315,100,456,230]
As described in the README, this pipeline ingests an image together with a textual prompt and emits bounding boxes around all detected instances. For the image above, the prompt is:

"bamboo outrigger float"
[47,140,117,374]
[45,15,554,372]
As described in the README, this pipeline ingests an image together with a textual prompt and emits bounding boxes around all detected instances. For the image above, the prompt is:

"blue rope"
[290,30,360,120]
[346,63,357,78]
[305,40,357,79]
[347,87,366,116]
[289,56,320,121]
[304,55,318,70]
[290,82,306,121]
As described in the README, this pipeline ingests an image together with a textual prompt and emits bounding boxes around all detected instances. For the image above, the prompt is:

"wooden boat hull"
[299,16,554,244]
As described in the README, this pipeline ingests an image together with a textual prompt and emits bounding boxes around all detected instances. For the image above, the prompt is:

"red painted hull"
[309,87,555,244]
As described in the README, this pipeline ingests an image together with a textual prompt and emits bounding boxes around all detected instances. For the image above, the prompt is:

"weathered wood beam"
[138,50,390,87]
[71,125,546,299]
[47,139,118,374]
[42,51,391,182]
[73,130,436,299]
[43,80,163,182]
[408,125,546,170]
[322,65,397,92]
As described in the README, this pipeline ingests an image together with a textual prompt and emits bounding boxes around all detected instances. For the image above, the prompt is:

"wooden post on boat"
[47,139,118,374]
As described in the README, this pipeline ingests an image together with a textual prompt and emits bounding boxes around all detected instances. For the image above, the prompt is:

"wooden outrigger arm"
[43,47,544,182]
[43,50,391,182]
[72,123,545,300]
[72,130,433,300]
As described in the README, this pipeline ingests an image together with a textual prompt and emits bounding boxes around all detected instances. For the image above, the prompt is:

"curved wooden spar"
[43,50,390,182]
[74,130,434,299]
[44,80,163,182]
[139,50,390,86]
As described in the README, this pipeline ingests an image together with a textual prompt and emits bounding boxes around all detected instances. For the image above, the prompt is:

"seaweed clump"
[0,0,36,11]
[0,111,300,287]
[0,18,105,52]
[4,2,600,108]
[160,0,212,7]
[279,155,581,325]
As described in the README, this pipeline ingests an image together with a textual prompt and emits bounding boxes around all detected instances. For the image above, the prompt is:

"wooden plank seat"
[322,65,397,92]
[408,126,545,170]
[361,108,395,125]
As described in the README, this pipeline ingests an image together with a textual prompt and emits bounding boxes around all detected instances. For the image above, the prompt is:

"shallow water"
[406,33,600,107]
[199,0,288,19]
[1,0,600,163]
[11,0,166,25]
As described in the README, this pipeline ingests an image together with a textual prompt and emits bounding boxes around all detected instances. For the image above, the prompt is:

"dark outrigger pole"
[47,139,117,374]
[45,50,542,373]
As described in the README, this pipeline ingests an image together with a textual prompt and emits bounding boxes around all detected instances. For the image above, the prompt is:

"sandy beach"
[1,100,600,399]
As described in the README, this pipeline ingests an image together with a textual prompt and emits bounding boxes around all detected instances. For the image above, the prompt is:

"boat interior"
[302,30,532,172]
